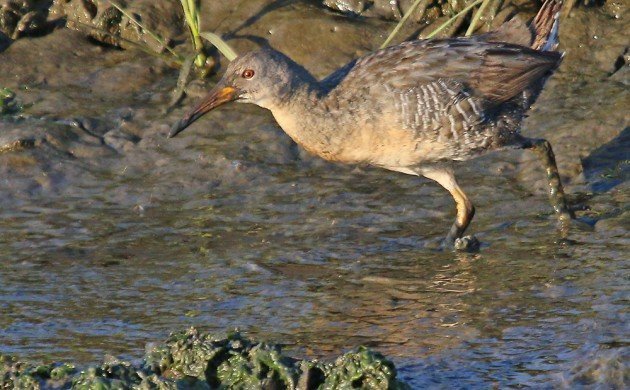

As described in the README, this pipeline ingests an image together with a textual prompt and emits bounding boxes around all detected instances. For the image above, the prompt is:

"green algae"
[1,328,408,389]
[0,354,76,389]
[318,347,406,390]
[0,87,21,115]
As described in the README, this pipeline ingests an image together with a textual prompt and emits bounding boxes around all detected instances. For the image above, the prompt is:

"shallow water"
[0,1,628,388]
[1,104,627,387]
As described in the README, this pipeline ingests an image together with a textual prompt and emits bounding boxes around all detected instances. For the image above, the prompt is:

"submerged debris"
[0,327,409,389]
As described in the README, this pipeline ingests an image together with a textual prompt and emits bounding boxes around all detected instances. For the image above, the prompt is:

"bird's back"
[318,1,563,167]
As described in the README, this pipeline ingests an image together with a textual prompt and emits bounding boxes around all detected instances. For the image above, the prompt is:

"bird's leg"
[420,168,478,251]
[521,138,573,237]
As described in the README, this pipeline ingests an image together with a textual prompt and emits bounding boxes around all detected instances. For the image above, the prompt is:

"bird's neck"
[266,82,350,161]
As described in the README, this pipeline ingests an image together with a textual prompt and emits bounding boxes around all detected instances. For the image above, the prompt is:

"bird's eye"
[242,69,255,79]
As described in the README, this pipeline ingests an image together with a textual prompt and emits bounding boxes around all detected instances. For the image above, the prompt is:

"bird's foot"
[453,235,480,252]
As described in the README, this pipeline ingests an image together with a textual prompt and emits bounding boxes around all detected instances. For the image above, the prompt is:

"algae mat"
[1,328,409,389]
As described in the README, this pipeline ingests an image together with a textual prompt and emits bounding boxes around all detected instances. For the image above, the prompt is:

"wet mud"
[0,0,628,388]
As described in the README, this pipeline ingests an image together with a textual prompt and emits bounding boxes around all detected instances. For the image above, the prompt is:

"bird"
[169,0,573,250]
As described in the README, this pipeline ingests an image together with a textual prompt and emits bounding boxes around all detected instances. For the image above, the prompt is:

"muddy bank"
[1,327,409,389]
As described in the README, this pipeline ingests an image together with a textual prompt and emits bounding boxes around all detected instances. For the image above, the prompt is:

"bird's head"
[169,48,314,138]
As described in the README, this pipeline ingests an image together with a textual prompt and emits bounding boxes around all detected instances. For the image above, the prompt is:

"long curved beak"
[168,86,238,138]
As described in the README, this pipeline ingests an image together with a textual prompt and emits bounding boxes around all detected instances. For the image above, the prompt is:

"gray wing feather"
[323,38,560,104]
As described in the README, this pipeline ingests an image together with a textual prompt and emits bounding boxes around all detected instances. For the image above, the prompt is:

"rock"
[51,0,185,53]
[0,0,55,40]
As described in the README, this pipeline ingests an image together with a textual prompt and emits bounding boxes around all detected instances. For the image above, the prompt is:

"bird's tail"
[530,0,562,51]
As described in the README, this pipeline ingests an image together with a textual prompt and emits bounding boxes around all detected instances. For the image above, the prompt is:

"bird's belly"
[271,106,497,168]
[334,125,447,167]
[336,123,499,170]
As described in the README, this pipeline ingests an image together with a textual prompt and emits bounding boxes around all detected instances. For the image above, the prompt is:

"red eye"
[242,69,255,79]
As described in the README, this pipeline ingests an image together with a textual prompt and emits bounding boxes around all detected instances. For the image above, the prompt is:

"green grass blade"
[199,32,238,62]
[180,0,191,22]
[426,0,483,39]
[180,0,195,41]
[180,0,205,67]
[380,0,428,49]
[465,0,494,36]
[190,0,200,31]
